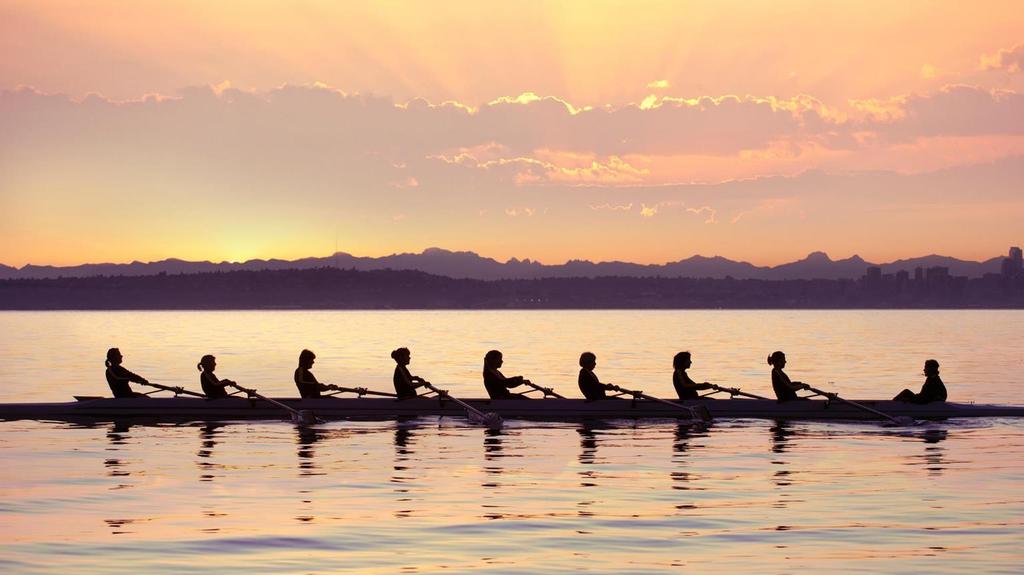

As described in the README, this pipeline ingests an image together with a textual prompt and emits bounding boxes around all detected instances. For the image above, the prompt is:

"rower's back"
[200,371,229,399]
[768,351,805,402]
[771,368,799,402]
[294,366,322,398]
[483,367,513,399]
[578,352,607,400]
[105,347,148,398]
[578,369,607,400]
[294,349,322,399]
[917,374,947,403]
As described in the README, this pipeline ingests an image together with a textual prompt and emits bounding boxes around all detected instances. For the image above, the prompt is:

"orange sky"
[1,1,1023,267]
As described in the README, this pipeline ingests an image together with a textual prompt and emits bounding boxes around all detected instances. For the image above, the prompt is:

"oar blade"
[290,410,320,425]
[468,409,504,430]
[695,404,713,422]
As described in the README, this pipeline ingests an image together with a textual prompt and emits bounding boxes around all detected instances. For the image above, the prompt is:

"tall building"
[1003,246,1023,279]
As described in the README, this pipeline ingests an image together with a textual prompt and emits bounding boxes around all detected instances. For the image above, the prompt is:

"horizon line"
[3,245,1019,272]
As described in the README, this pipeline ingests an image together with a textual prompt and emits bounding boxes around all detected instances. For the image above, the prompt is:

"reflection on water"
[3,310,1024,573]
[907,427,949,477]
[104,421,134,487]
[392,418,418,519]
[670,423,708,492]
[296,425,326,477]
[0,416,1022,573]
[196,423,224,482]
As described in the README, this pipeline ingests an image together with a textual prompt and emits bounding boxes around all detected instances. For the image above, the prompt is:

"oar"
[139,381,207,398]
[709,384,771,400]
[422,382,503,430]
[227,383,319,424]
[325,385,398,398]
[608,385,713,422]
[805,385,915,426]
[521,380,565,399]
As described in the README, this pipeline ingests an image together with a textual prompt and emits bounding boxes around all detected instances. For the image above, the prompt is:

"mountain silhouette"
[0,247,1008,281]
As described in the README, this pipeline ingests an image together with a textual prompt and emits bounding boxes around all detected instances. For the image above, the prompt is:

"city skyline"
[3,1,1024,267]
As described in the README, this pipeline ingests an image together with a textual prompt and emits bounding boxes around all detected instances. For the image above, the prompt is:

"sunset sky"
[2,0,1023,267]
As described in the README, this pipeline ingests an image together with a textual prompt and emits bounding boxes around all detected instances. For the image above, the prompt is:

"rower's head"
[924,359,940,376]
[198,354,216,372]
[484,349,503,369]
[105,347,123,367]
[673,351,692,370]
[391,347,411,365]
[579,351,596,370]
[768,351,787,369]
[299,349,316,369]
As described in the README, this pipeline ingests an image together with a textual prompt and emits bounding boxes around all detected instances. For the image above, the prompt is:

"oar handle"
[227,383,302,417]
[607,385,710,421]
[522,381,565,399]
[327,385,398,398]
[422,382,484,417]
[710,384,771,400]
[139,382,207,398]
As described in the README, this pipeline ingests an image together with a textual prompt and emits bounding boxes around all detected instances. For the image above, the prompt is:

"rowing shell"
[1,397,1022,422]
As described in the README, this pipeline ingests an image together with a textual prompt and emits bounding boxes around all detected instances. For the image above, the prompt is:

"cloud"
[589,203,634,211]
[647,80,670,89]
[429,153,649,185]
[3,82,1024,197]
[981,45,1024,73]
[504,207,536,217]
[686,206,718,224]
[855,85,1024,141]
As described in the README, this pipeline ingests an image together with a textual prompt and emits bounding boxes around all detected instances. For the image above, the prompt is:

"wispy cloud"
[589,203,634,211]
[981,44,1024,73]
[686,206,718,224]
[505,207,536,217]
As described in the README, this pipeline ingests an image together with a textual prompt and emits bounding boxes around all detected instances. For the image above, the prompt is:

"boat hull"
[1,397,1022,422]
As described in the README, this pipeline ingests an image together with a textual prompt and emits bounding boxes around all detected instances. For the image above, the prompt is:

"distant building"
[865,266,882,283]
[1003,246,1023,279]
[926,266,950,284]
[914,266,924,282]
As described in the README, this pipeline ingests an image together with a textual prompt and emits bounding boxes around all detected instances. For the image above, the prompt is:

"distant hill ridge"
[0,247,1007,281]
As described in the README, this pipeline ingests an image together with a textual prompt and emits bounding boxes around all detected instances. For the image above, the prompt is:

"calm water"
[1,311,1023,573]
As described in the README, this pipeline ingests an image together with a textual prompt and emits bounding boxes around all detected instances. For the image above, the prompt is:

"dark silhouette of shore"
[0,247,1014,281]
[1,261,1022,309]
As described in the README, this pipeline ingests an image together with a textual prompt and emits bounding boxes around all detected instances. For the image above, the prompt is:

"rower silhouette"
[578,352,618,400]
[198,354,236,399]
[483,350,530,399]
[294,349,332,398]
[768,351,810,402]
[672,351,714,400]
[105,348,150,398]
[391,347,428,399]
[893,359,947,403]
